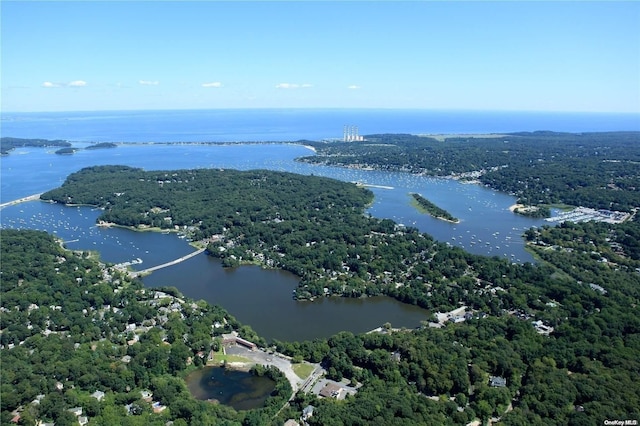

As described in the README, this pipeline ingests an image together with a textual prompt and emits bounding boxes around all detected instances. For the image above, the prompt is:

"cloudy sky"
[2,1,639,112]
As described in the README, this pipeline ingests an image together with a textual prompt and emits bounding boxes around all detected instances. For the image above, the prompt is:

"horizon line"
[3,107,640,115]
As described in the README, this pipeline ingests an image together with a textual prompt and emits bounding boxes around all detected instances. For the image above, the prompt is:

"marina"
[544,206,632,224]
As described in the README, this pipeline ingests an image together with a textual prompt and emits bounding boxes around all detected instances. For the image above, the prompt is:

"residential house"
[91,390,105,401]
[302,405,314,421]
[489,376,507,388]
[319,382,342,399]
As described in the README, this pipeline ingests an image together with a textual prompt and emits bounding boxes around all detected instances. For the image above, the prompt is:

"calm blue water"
[1,142,542,261]
[4,108,635,263]
[2,109,634,339]
[3,109,639,143]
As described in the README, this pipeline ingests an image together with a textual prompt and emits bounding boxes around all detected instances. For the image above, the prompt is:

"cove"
[184,366,275,411]
[142,252,432,342]
[1,201,433,342]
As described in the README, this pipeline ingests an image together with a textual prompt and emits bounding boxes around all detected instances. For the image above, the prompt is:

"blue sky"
[2,1,639,113]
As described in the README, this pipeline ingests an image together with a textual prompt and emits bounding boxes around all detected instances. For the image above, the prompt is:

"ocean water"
[3,108,636,338]
[2,108,639,143]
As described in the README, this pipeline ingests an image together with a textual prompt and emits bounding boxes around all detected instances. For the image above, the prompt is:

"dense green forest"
[299,132,640,211]
[0,137,70,155]
[3,218,639,424]
[6,132,640,424]
[410,193,459,222]
[0,229,293,425]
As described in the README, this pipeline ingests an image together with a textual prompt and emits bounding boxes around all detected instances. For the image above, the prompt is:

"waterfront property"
[545,206,631,224]
[221,331,258,350]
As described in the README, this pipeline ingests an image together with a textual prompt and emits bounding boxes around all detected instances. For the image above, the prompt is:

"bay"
[4,108,629,340]
[1,142,543,262]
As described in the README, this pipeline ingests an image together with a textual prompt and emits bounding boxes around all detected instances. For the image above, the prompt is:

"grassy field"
[292,363,315,379]
[207,348,252,365]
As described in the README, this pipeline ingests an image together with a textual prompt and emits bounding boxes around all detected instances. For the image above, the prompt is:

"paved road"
[225,345,323,393]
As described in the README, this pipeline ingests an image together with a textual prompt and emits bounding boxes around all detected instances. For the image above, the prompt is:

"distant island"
[54,147,79,155]
[56,142,118,154]
[85,142,117,150]
[0,137,70,155]
[1,137,118,156]
[410,192,459,223]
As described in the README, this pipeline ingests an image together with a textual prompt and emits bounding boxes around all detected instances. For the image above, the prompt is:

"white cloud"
[139,80,159,86]
[42,80,88,88]
[347,85,361,90]
[202,82,223,88]
[275,83,313,89]
[68,80,87,87]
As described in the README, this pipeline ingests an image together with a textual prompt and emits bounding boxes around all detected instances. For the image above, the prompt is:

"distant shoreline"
[421,133,509,142]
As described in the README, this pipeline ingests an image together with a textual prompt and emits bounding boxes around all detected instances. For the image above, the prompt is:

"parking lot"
[224,344,322,392]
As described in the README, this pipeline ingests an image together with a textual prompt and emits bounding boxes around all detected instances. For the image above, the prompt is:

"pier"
[353,182,394,190]
[0,193,43,209]
[129,248,206,277]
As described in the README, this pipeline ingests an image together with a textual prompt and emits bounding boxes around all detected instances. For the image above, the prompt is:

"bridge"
[129,248,207,277]
[0,193,43,209]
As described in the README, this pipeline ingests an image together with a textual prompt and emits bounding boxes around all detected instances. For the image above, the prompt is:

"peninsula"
[298,131,640,213]
[0,137,70,155]
[410,192,459,223]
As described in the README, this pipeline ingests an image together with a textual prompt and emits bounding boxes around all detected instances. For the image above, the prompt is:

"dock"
[353,182,394,190]
[0,193,43,209]
[129,248,206,277]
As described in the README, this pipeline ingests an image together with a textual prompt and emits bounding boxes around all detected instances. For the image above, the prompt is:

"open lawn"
[208,348,252,365]
[292,363,315,380]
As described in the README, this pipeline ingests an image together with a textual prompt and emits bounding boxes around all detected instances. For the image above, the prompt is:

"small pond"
[185,366,275,411]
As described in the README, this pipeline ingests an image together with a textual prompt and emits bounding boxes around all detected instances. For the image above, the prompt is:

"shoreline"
[420,133,508,142]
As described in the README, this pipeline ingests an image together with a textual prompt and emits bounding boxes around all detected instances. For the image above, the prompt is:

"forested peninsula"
[0,137,116,156]
[299,131,640,213]
[410,192,459,223]
[0,137,70,155]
